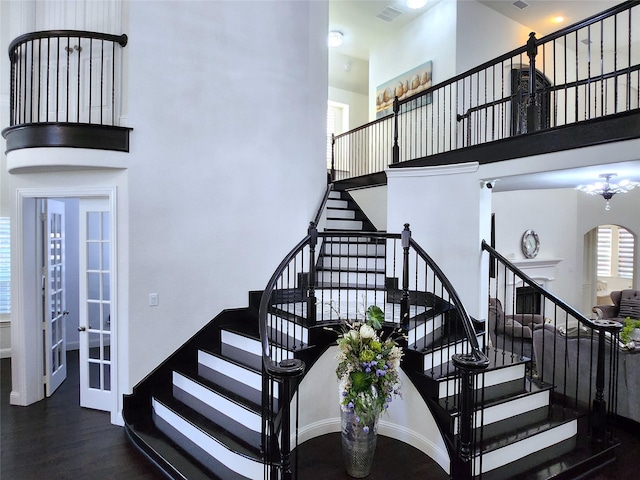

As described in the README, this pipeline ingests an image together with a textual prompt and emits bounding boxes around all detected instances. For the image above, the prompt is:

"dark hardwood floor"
[2,352,638,479]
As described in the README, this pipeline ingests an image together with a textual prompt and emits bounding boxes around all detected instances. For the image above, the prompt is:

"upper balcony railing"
[3,30,130,153]
[332,0,640,182]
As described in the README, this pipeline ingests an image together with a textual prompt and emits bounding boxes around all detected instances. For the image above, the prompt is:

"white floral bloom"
[389,345,402,370]
[345,329,358,341]
[360,324,375,340]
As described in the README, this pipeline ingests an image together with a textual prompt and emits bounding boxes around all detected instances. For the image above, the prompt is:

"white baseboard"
[0,347,11,359]
[292,417,450,475]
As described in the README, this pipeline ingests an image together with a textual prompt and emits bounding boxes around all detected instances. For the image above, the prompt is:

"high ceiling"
[328,1,640,192]
[329,0,622,61]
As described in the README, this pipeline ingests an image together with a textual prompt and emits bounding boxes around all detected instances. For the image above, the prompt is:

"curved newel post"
[392,96,400,164]
[400,223,411,328]
[276,360,305,480]
[307,222,318,326]
[451,352,490,480]
[526,32,539,132]
[591,319,622,445]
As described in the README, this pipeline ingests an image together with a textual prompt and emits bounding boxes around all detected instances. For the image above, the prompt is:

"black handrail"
[259,223,489,478]
[4,29,131,153]
[312,184,333,227]
[332,1,640,180]
[482,240,619,332]
[8,30,128,60]
[482,239,623,453]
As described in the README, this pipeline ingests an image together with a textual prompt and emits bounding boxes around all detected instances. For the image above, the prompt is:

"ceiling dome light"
[328,31,343,47]
[407,0,428,9]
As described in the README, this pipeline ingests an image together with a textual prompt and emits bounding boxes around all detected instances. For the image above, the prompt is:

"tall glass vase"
[340,407,379,478]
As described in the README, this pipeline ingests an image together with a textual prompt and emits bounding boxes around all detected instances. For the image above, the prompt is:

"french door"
[43,199,67,396]
[78,198,112,411]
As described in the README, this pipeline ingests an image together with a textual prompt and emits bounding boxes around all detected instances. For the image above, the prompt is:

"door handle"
[78,326,86,332]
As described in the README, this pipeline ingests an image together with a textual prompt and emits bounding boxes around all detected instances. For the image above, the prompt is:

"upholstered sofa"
[533,321,640,424]
[592,289,640,322]
[488,297,545,360]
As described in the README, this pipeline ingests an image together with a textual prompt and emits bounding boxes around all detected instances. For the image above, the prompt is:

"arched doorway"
[583,224,636,314]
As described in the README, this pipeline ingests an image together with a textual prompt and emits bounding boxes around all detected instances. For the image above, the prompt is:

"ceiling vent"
[513,0,529,9]
[377,5,403,22]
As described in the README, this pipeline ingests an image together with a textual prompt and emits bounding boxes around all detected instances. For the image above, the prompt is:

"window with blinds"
[0,217,10,314]
[597,226,612,277]
[618,227,635,279]
[597,225,635,279]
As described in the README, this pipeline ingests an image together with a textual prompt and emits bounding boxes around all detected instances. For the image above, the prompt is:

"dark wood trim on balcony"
[2,123,132,153]
[390,109,640,170]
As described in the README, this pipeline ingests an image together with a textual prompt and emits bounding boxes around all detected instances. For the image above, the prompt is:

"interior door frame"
[12,186,119,423]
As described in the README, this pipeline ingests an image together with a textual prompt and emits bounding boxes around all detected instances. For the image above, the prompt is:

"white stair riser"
[221,330,261,357]
[326,209,356,220]
[326,198,348,208]
[319,256,385,271]
[438,361,526,398]
[152,399,264,479]
[408,315,444,345]
[322,243,385,256]
[317,270,385,286]
[197,351,270,397]
[173,372,261,433]
[453,390,550,432]
[326,219,363,230]
[221,330,293,363]
[424,340,469,371]
[267,314,309,345]
[477,420,578,473]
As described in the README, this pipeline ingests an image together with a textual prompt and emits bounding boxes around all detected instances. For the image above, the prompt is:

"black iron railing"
[258,223,488,478]
[331,1,640,181]
[3,30,130,152]
[482,241,621,449]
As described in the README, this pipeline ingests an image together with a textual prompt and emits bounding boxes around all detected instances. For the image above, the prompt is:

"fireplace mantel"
[511,258,562,283]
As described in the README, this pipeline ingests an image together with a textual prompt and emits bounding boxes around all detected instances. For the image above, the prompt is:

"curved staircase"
[124,188,619,479]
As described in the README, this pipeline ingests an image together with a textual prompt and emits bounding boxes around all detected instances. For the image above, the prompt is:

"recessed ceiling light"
[551,16,565,24]
[328,31,343,47]
[407,0,428,9]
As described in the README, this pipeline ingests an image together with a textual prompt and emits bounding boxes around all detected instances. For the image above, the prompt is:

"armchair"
[488,297,545,360]
[592,289,640,322]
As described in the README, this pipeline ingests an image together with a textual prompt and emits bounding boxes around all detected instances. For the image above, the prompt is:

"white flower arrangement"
[335,305,403,429]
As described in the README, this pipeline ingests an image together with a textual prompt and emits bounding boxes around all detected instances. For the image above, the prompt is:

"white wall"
[328,86,368,131]
[491,189,579,305]
[369,0,458,121]
[386,163,492,320]
[455,0,532,74]
[348,185,387,231]
[1,0,329,418]
[124,0,328,389]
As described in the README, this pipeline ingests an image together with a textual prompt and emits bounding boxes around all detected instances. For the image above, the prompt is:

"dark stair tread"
[406,330,482,355]
[320,235,384,242]
[220,342,263,372]
[315,282,387,290]
[416,347,530,381]
[440,378,554,413]
[316,266,386,273]
[126,408,253,480]
[174,363,266,414]
[220,322,260,341]
[472,403,582,455]
[479,414,618,480]
[152,390,264,458]
[199,347,261,375]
